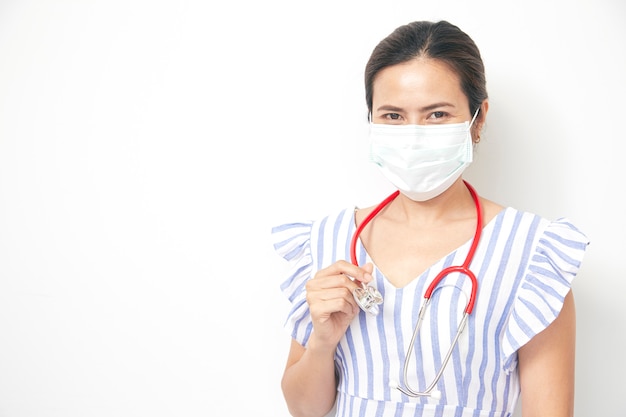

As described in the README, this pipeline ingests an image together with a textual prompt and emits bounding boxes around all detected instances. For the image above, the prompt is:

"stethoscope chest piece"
[353,285,383,315]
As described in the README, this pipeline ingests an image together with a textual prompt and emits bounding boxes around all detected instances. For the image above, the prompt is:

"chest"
[359,219,477,288]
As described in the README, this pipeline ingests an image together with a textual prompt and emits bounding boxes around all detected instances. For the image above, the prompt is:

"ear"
[472,99,489,143]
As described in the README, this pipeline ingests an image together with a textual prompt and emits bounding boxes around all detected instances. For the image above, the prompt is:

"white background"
[0,1,624,416]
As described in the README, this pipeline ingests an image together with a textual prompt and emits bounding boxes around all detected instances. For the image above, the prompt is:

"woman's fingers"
[308,272,357,292]
[306,279,357,312]
[305,260,377,315]
[362,262,374,276]
[308,286,355,302]
[303,260,380,348]
[315,260,374,286]
[308,293,358,318]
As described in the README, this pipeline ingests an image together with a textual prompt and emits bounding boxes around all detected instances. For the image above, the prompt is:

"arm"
[518,290,576,417]
[281,261,373,417]
[281,338,338,417]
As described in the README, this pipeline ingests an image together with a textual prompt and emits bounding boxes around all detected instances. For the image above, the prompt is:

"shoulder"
[500,208,589,372]
[272,207,356,254]
[308,207,357,252]
[479,202,589,276]
[487,200,589,246]
[479,196,505,225]
[316,207,356,228]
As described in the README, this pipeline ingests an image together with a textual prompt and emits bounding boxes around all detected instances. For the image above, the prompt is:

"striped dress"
[271,205,589,417]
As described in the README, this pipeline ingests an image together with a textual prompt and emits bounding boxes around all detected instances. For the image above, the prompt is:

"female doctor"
[271,20,588,417]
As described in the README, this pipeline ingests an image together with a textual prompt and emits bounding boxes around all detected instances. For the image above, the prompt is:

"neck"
[388,180,477,227]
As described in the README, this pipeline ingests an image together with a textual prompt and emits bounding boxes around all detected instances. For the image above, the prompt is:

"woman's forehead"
[372,59,466,109]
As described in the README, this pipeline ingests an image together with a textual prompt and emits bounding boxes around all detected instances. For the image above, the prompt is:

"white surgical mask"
[369,109,479,201]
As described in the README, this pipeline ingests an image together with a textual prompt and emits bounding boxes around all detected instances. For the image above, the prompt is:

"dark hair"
[365,21,487,122]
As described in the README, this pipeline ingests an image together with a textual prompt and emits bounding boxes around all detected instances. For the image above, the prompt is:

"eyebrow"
[376,102,456,112]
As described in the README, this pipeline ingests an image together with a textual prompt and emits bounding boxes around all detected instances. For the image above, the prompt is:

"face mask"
[369,109,479,201]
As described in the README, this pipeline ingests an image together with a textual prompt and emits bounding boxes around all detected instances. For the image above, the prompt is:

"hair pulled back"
[365,21,488,118]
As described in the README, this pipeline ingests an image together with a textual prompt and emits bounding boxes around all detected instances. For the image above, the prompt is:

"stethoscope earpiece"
[430,390,442,400]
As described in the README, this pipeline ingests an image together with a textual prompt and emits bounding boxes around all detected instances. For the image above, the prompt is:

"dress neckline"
[349,206,509,290]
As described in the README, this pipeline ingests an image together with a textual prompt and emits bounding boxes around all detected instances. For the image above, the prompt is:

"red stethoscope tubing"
[349,180,483,314]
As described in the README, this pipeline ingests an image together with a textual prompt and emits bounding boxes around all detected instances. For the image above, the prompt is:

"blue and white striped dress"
[271,205,589,417]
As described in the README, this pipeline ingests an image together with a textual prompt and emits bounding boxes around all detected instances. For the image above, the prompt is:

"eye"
[427,111,447,120]
[381,113,403,123]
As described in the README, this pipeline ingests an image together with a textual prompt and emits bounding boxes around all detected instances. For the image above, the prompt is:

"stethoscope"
[350,180,483,399]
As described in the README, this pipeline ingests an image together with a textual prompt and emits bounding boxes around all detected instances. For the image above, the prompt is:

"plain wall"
[0,1,624,416]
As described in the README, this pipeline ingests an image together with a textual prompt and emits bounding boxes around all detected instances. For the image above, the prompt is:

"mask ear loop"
[469,107,480,128]
[468,107,481,142]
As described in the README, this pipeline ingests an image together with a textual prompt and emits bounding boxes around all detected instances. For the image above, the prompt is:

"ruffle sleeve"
[502,217,589,372]
[271,221,315,347]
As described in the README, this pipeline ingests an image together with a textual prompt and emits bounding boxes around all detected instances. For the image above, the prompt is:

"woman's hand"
[305,260,374,352]
[282,261,374,417]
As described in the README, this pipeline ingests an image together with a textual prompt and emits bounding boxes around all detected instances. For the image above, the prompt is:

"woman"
[271,20,588,417]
